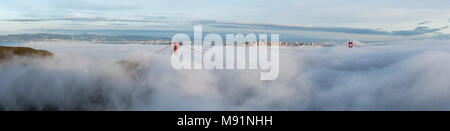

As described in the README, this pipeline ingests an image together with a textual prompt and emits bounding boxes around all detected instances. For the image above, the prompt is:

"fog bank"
[1,40,450,110]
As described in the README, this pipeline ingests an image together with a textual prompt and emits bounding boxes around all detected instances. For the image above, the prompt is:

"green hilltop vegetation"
[0,46,53,60]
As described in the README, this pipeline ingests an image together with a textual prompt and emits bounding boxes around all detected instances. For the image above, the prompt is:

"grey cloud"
[392,26,448,36]
[67,9,104,15]
[3,17,166,23]
[418,21,431,25]
[194,20,447,36]
[135,15,168,19]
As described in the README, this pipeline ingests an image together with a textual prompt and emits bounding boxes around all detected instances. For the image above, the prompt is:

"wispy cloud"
[195,20,448,36]
[2,17,166,23]
[418,21,432,25]
[393,26,448,36]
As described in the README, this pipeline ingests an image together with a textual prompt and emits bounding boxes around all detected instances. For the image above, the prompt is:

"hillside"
[0,46,53,60]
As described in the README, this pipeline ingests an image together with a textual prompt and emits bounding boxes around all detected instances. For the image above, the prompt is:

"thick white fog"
[2,40,450,111]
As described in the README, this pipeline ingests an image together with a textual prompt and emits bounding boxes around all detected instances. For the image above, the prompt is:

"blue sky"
[0,0,449,42]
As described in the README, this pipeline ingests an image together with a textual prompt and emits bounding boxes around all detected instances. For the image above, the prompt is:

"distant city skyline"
[0,0,449,42]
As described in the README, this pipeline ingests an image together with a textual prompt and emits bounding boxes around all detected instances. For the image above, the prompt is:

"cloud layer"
[1,40,450,110]
[195,20,448,36]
